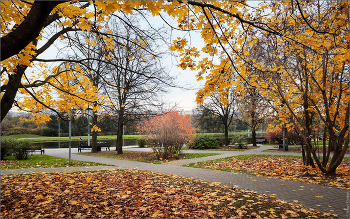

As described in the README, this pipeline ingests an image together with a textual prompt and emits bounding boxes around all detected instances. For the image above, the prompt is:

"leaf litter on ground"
[1,169,337,218]
[185,155,349,189]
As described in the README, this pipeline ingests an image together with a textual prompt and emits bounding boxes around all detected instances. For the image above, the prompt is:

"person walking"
[79,138,83,147]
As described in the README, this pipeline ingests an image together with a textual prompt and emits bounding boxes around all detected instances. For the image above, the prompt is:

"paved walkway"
[1,144,349,218]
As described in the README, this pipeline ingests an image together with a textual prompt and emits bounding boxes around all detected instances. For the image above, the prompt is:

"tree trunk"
[322,128,328,167]
[91,107,98,153]
[252,126,257,146]
[224,123,229,146]
[301,144,306,165]
[1,65,27,121]
[116,108,124,154]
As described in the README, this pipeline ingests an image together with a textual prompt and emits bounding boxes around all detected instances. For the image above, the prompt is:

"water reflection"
[33,139,137,149]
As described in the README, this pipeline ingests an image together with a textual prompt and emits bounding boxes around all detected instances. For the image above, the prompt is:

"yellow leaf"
[151,210,159,218]
[293,200,299,203]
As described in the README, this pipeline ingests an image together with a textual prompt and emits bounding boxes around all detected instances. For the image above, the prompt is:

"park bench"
[78,143,110,153]
[97,142,110,151]
[30,146,45,154]
[255,139,266,144]
[78,146,92,153]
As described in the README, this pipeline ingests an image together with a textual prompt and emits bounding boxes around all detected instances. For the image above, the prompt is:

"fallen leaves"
[186,155,350,189]
[1,169,336,218]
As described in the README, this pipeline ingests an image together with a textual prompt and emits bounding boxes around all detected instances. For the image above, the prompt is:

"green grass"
[186,146,260,151]
[1,155,110,169]
[81,150,220,164]
[5,132,267,143]
[2,134,43,139]
[262,149,297,153]
[4,135,143,143]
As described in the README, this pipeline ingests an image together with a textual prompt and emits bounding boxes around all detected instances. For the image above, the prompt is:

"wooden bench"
[30,147,45,154]
[78,146,92,153]
[97,145,110,151]
[255,139,266,144]
[78,144,110,153]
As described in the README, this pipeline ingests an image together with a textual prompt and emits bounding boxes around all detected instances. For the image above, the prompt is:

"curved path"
[1,144,349,218]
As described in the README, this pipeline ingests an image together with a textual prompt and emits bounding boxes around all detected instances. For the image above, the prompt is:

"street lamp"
[58,116,60,148]
[87,107,91,147]
[69,113,72,165]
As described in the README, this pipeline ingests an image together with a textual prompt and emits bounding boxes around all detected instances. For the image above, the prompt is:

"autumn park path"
[1,145,349,218]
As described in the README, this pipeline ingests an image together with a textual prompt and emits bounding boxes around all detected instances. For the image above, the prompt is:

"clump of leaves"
[186,155,349,189]
[1,169,337,218]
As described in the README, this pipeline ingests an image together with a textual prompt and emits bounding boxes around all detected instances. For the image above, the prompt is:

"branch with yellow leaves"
[19,83,69,121]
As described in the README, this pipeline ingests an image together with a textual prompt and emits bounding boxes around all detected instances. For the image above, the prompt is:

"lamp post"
[87,107,91,146]
[282,125,286,151]
[58,117,60,148]
[69,113,72,165]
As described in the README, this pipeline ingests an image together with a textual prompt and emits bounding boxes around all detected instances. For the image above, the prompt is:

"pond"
[32,139,137,149]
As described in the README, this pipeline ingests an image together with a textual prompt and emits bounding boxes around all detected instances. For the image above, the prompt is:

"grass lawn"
[1,169,336,218]
[81,151,220,164]
[185,154,349,189]
[0,155,109,169]
[5,132,266,143]
[3,134,142,143]
[2,134,43,139]
[185,146,260,151]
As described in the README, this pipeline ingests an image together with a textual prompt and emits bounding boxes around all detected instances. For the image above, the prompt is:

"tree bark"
[322,128,328,167]
[1,1,63,61]
[224,122,229,146]
[116,108,124,154]
[1,66,27,121]
[252,125,257,146]
[91,106,98,153]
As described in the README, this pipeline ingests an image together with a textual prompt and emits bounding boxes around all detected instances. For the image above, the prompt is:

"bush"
[188,135,221,149]
[138,111,194,159]
[213,137,233,147]
[265,128,304,145]
[245,137,252,144]
[11,140,33,160]
[231,135,247,149]
[1,138,16,160]
[137,138,148,148]
[1,138,33,160]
